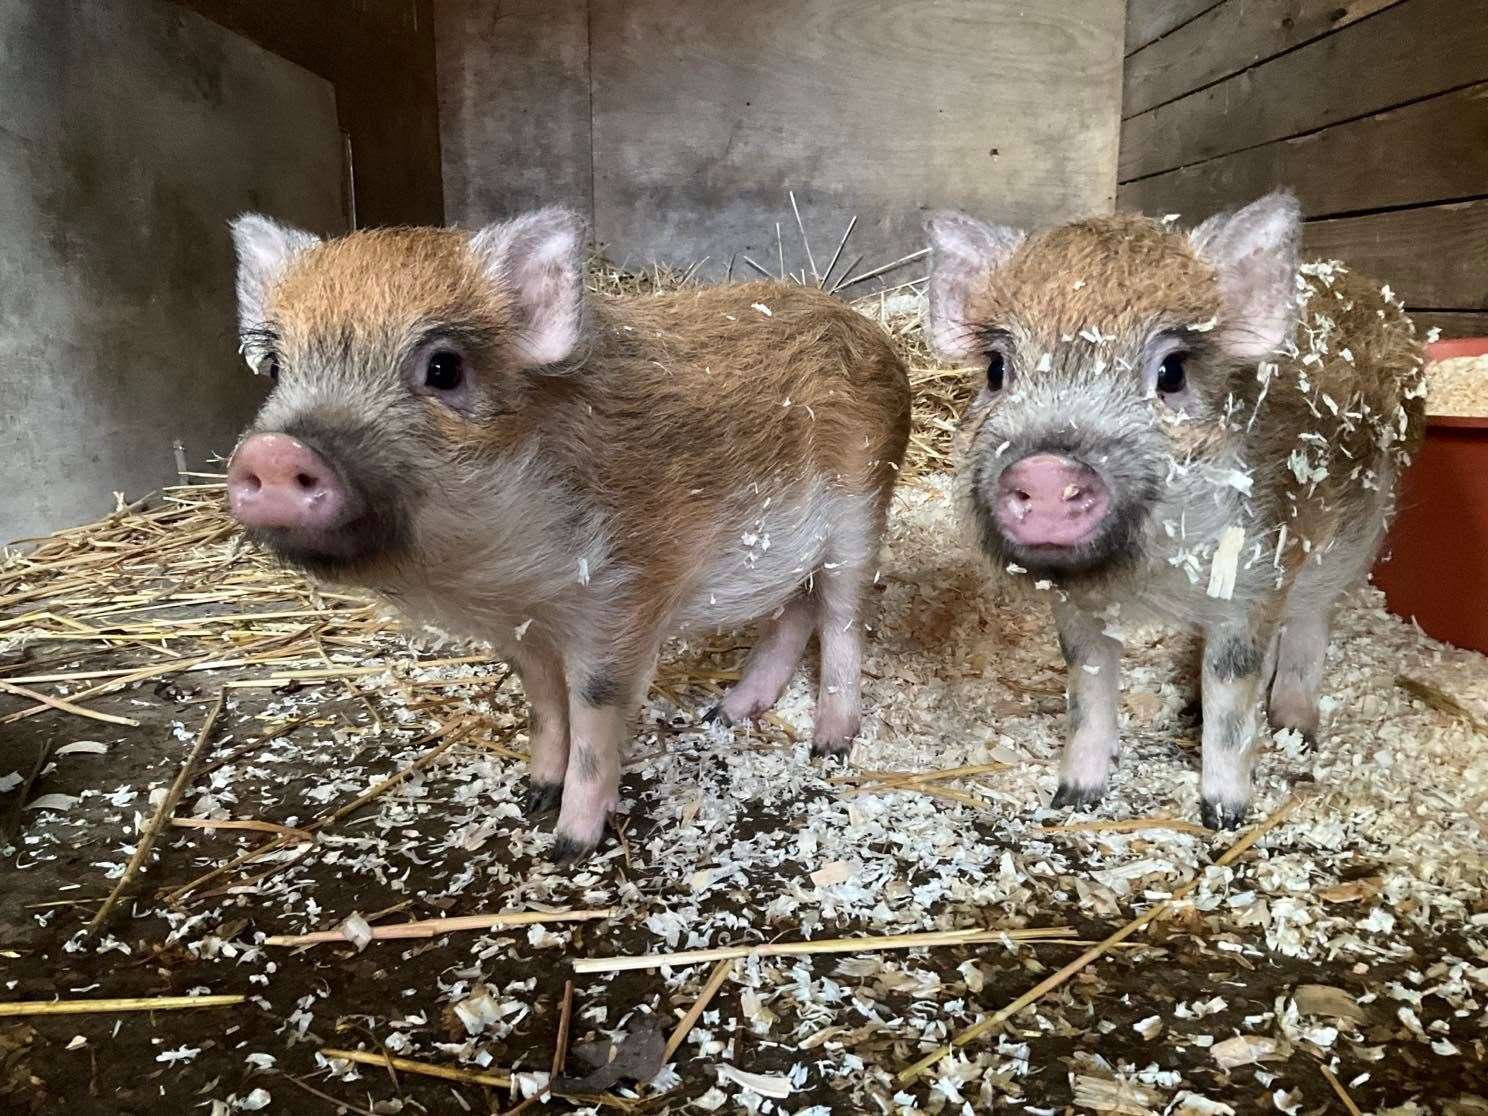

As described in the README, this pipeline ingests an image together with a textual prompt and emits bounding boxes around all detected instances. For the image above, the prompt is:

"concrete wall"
[435,0,1126,283]
[174,0,445,227]
[0,0,346,541]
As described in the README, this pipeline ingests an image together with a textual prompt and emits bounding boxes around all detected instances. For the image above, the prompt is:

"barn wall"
[173,0,444,227]
[1119,0,1488,339]
[0,0,346,541]
[435,0,1127,284]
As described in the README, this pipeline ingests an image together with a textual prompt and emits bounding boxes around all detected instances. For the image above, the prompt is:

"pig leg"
[711,594,815,725]
[1198,622,1271,830]
[552,651,655,861]
[508,639,570,817]
[1268,610,1329,746]
[1051,600,1122,808]
[811,564,870,758]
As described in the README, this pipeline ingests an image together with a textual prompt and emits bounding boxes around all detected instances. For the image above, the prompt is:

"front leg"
[1050,599,1122,809]
[552,650,655,862]
[1199,621,1272,830]
[507,638,570,817]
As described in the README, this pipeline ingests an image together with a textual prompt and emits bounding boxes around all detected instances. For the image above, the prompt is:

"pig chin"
[245,516,405,581]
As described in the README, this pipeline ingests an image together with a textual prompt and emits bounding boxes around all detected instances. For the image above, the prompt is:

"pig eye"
[986,352,1007,392]
[1156,352,1187,396]
[424,350,465,391]
[259,354,281,382]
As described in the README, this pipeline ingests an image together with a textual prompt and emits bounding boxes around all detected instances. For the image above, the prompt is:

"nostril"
[295,472,319,491]
[243,473,262,493]
[1014,488,1032,502]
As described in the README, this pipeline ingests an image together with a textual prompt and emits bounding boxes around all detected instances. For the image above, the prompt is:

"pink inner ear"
[471,210,587,369]
[1215,248,1298,360]
[512,249,582,367]
[925,214,1024,363]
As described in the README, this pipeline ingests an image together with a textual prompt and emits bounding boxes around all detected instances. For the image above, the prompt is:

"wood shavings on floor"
[2,467,1485,1114]
[1427,354,1488,418]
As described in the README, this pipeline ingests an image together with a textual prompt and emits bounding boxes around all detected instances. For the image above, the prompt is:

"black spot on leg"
[1205,636,1262,683]
[572,744,601,782]
[1067,696,1085,736]
[581,670,622,707]
[526,780,562,817]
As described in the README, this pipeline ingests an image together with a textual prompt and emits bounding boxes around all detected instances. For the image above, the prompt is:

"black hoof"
[551,835,596,865]
[526,781,563,818]
[701,704,732,727]
[810,738,852,760]
[1200,798,1247,831]
[1298,730,1318,752]
[1051,782,1104,810]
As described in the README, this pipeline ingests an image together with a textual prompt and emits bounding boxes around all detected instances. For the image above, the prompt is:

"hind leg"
[1268,610,1329,746]
[811,562,871,758]
[712,594,816,725]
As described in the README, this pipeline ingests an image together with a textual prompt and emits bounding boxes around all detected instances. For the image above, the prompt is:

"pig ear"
[469,208,589,370]
[1189,191,1302,360]
[925,211,1025,362]
[230,214,319,332]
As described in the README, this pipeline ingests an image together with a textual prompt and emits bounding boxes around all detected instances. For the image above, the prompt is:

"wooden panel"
[1408,311,1488,340]
[589,0,1125,282]
[1125,0,1215,54]
[435,0,592,226]
[175,0,443,226]
[1120,0,1488,181]
[1124,0,1400,117]
[1303,201,1488,310]
[1119,84,1488,219]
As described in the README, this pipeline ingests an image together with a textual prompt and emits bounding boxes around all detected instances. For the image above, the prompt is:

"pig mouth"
[243,515,401,579]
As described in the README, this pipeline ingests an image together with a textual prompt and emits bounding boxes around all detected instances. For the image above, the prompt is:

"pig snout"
[227,433,352,531]
[995,453,1111,548]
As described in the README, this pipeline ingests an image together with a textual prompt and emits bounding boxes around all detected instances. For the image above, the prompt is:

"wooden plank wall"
[1120,0,1488,339]
[434,0,1126,284]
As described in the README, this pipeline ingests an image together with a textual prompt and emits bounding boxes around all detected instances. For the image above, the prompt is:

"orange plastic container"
[1372,338,1488,653]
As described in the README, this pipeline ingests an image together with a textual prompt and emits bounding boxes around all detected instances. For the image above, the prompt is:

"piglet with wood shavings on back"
[223,209,910,860]
[927,192,1425,829]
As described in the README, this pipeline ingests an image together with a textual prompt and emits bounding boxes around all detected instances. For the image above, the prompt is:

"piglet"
[224,210,910,858]
[926,191,1425,828]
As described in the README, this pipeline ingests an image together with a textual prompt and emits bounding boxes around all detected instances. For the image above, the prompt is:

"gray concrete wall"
[0,0,346,542]
[435,0,1125,283]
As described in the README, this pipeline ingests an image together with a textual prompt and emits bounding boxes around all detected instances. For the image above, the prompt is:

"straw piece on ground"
[663,958,735,1062]
[0,679,139,726]
[573,924,1075,975]
[84,690,225,939]
[321,1048,512,1089]
[264,906,614,947]
[1319,1061,1364,1116]
[897,796,1302,1082]
[1032,817,1212,836]
[0,994,245,1017]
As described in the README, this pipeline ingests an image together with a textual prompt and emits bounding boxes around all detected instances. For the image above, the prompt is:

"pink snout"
[227,433,350,531]
[995,453,1111,548]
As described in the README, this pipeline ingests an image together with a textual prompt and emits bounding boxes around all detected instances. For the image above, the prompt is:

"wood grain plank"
[589,0,1125,281]
[1408,311,1488,340]
[434,0,593,225]
[1120,0,1488,181]
[1303,201,1488,310]
[1119,84,1488,220]
[1125,0,1216,54]
[1124,0,1402,117]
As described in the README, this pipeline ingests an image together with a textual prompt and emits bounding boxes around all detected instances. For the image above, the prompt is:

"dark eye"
[425,350,464,391]
[262,354,281,382]
[986,351,1006,392]
[1156,352,1187,395]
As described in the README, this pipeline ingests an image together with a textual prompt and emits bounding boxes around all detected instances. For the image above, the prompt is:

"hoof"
[1051,782,1105,810]
[1298,729,1318,752]
[550,835,596,865]
[701,704,732,727]
[526,780,563,818]
[1200,797,1247,831]
[810,736,853,760]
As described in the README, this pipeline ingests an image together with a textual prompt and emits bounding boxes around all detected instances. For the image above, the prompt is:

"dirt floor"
[2,467,1486,1116]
